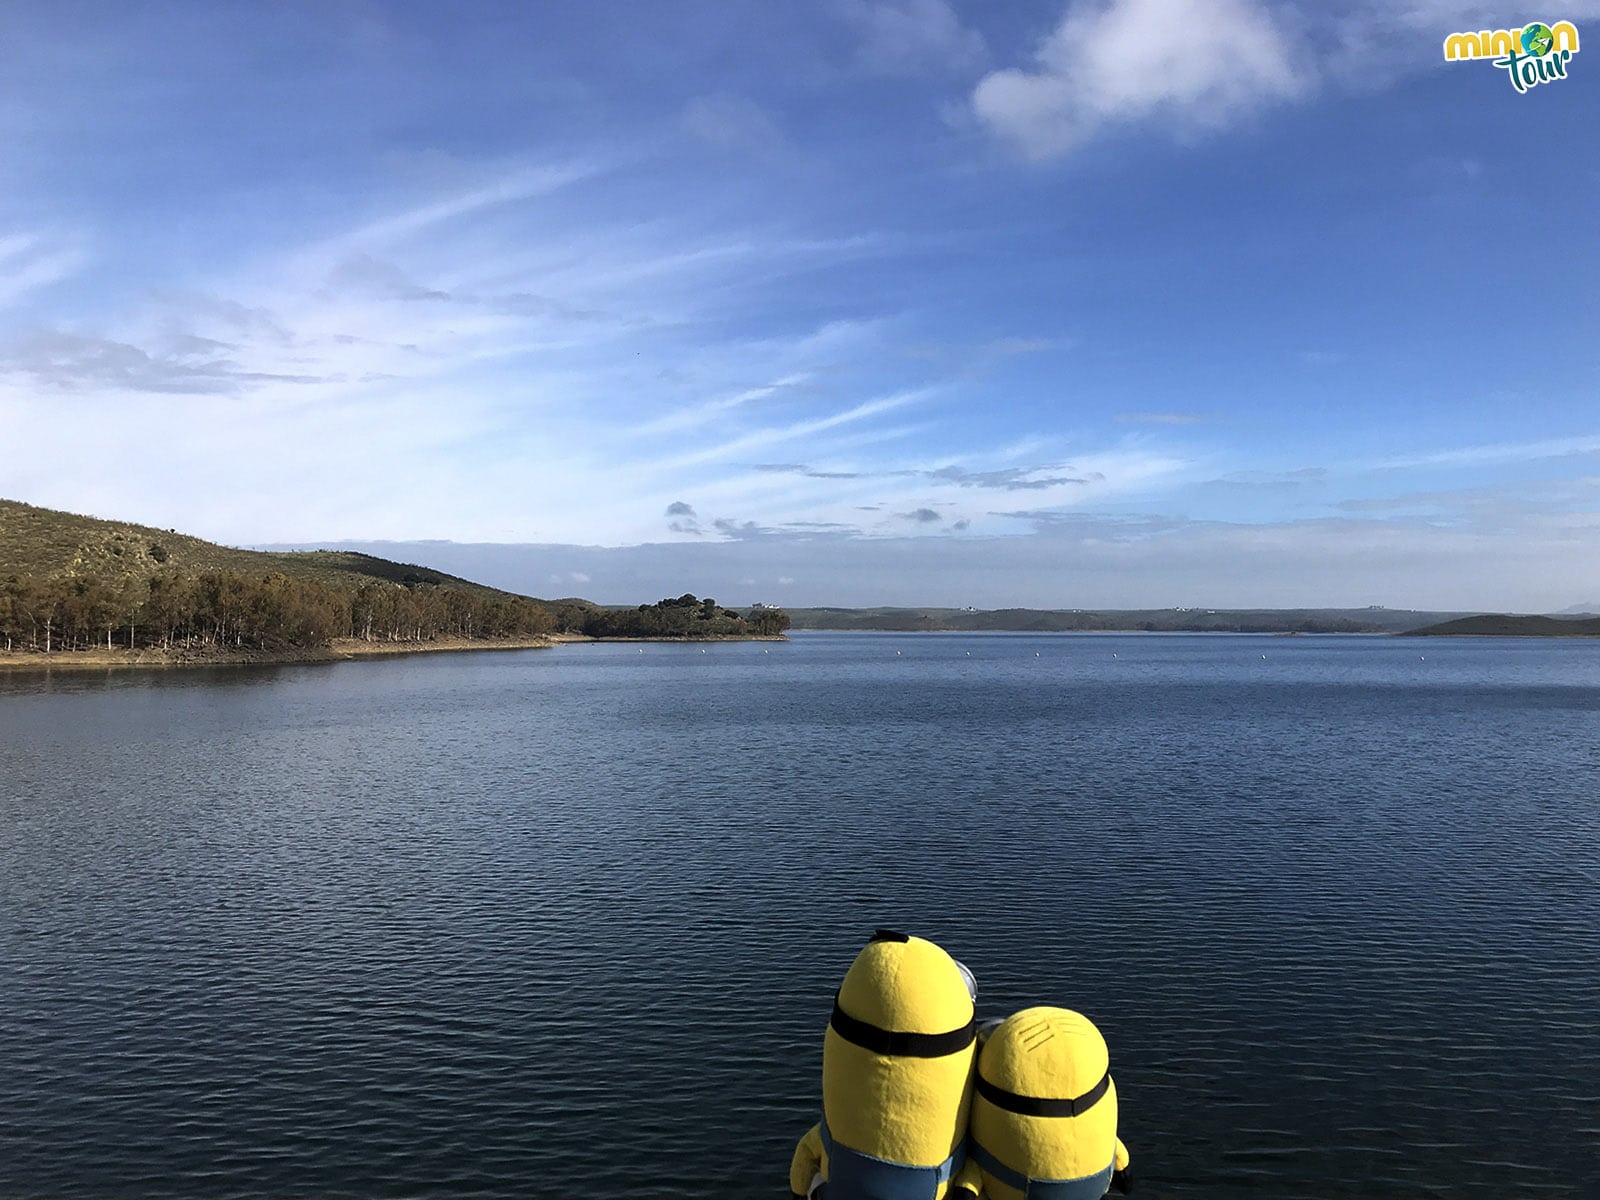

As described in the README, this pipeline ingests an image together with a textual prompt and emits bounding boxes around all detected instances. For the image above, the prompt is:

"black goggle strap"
[975,1066,1112,1118]
[829,991,977,1058]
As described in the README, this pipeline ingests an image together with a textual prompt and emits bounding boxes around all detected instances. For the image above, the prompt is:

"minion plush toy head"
[969,1006,1130,1200]
[789,930,982,1200]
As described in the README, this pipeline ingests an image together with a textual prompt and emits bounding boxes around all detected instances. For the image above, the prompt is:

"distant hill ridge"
[784,605,1467,635]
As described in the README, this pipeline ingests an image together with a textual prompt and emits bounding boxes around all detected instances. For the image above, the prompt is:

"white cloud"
[0,232,86,308]
[971,0,1305,160]
[838,0,987,76]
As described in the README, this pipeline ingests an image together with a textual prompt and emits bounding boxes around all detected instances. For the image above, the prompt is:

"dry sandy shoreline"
[0,634,566,673]
[0,631,787,674]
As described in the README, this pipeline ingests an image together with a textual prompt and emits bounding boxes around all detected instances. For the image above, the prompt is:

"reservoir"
[2,632,1598,1198]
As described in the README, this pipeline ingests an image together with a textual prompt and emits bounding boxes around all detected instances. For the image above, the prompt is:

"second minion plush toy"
[789,930,983,1200]
[969,1006,1131,1199]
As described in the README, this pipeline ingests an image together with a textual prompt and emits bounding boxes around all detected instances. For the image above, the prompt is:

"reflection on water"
[3,634,1599,1199]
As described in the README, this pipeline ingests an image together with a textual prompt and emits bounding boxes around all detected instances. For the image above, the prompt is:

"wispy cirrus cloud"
[751,462,868,481]
[647,391,931,473]
[2,162,995,547]
[750,460,1097,491]
[1370,433,1600,471]
[1208,467,1328,487]
[637,374,813,436]
[324,160,603,253]
[0,232,87,308]
[1120,411,1207,425]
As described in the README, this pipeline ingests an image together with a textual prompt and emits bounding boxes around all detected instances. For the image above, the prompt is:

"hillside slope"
[0,498,526,599]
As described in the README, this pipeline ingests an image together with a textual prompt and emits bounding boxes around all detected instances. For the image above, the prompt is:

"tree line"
[0,570,557,654]
[584,593,791,638]
[0,573,788,654]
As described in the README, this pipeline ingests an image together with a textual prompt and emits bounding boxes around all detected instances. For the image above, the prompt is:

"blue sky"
[1,1,1596,609]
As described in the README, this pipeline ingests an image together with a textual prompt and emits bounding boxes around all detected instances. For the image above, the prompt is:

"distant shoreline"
[784,630,1600,640]
[1404,614,1600,638]
[782,607,1600,637]
[8,619,1596,673]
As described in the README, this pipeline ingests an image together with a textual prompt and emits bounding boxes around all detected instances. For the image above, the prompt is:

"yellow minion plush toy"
[789,930,984,1200]
[969,1006,1131,1199]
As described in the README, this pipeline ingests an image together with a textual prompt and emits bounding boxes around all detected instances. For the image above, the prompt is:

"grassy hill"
[0,500,782,655]
[0,498,533,600]
[785,606,1469,634]
[1406,614,1600,637]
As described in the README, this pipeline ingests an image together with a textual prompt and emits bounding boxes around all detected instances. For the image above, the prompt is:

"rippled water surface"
[3,632,1599,1199]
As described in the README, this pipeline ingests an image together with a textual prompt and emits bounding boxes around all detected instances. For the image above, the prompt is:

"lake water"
[2,632,1598,1200]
